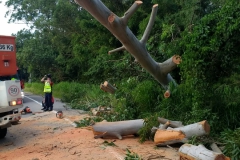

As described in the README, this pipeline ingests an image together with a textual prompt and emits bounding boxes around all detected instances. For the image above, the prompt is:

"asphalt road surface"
[21,92,66,117]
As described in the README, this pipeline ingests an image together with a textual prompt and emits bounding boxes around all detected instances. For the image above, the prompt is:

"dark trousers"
[45,93,53,110]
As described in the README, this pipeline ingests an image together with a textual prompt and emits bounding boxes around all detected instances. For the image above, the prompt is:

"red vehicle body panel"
[0,35,17,76]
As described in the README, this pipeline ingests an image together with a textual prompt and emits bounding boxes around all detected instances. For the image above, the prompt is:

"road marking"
[25,96,42,105]
[25,96,77,127]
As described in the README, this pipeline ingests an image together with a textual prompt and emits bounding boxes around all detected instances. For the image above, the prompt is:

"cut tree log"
[92,119,144,139]
[100,81,117,94]
[179,144,226,160]
[74,0,181,96]
[154,120,210,146]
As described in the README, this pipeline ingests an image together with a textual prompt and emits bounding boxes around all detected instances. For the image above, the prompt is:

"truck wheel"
[0,128,7,139]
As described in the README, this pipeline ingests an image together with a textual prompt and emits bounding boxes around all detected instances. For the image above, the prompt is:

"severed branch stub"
[210,143,231,160]
[74,0,182,97]
[152,117,184,135]
[157,117,184,128]
[100,81,117,94]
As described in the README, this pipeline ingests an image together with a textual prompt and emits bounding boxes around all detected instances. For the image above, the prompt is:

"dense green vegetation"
[3,0,240,159]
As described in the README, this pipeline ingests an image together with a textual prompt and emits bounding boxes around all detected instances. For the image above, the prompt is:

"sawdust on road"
[0,110,179,160]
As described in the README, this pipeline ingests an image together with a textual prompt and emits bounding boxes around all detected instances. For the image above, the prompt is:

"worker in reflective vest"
[41,74,53,111]
[44,81,51,93]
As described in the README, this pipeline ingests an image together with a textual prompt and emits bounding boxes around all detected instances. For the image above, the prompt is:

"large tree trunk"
[154,120,210,146]
[179,144,226,160]
[74,0,181,95]
[92,119,144,139]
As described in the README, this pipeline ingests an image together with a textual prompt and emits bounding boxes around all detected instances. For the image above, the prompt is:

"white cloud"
[0,0,30,36]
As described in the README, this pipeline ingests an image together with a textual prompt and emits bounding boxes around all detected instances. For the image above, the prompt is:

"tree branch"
[140,4,158,45]
[108,46,125,54]
[122,1,142,25]
[74,0,181,94]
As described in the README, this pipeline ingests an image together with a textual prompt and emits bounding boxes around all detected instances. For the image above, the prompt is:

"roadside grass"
[24,83,44,96]
[24,82,106,110]
[24,81,240,159]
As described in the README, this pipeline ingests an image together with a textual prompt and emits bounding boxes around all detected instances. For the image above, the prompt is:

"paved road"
[20,92,66,117]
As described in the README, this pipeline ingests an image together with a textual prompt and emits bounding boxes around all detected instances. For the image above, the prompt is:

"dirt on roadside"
[0,110,179,160]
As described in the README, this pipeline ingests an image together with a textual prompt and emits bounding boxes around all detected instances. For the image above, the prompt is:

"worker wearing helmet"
[41,74,53,111]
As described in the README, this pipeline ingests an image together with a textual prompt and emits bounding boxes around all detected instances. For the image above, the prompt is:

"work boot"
[43,108,49,112]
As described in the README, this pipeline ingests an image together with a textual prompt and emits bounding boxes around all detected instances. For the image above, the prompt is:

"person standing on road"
[41,74,53,111]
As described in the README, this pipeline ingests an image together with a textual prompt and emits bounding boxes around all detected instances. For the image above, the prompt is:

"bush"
[220,128,240,160]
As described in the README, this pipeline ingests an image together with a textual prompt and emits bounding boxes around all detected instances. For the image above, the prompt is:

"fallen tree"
[154,120,210,146]
[74,0,181,96]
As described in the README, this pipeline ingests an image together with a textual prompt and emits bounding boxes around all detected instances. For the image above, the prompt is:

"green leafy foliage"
[25,83,45,96]
[220,128,240,160]
[124,149,142,160]
[75,117,104,128]
[138,114,159,143]
[102,140,117,147]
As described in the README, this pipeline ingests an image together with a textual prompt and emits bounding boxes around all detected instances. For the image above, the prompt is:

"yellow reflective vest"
[44,81,52,93]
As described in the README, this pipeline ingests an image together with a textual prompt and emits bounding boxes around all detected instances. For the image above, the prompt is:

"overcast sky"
[0,0,29,36]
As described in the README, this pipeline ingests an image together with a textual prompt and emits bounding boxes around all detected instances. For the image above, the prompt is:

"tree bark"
[179,144,226,160]
[154,120,210,146]
[74,0,181,93]
[92,119,144,139]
